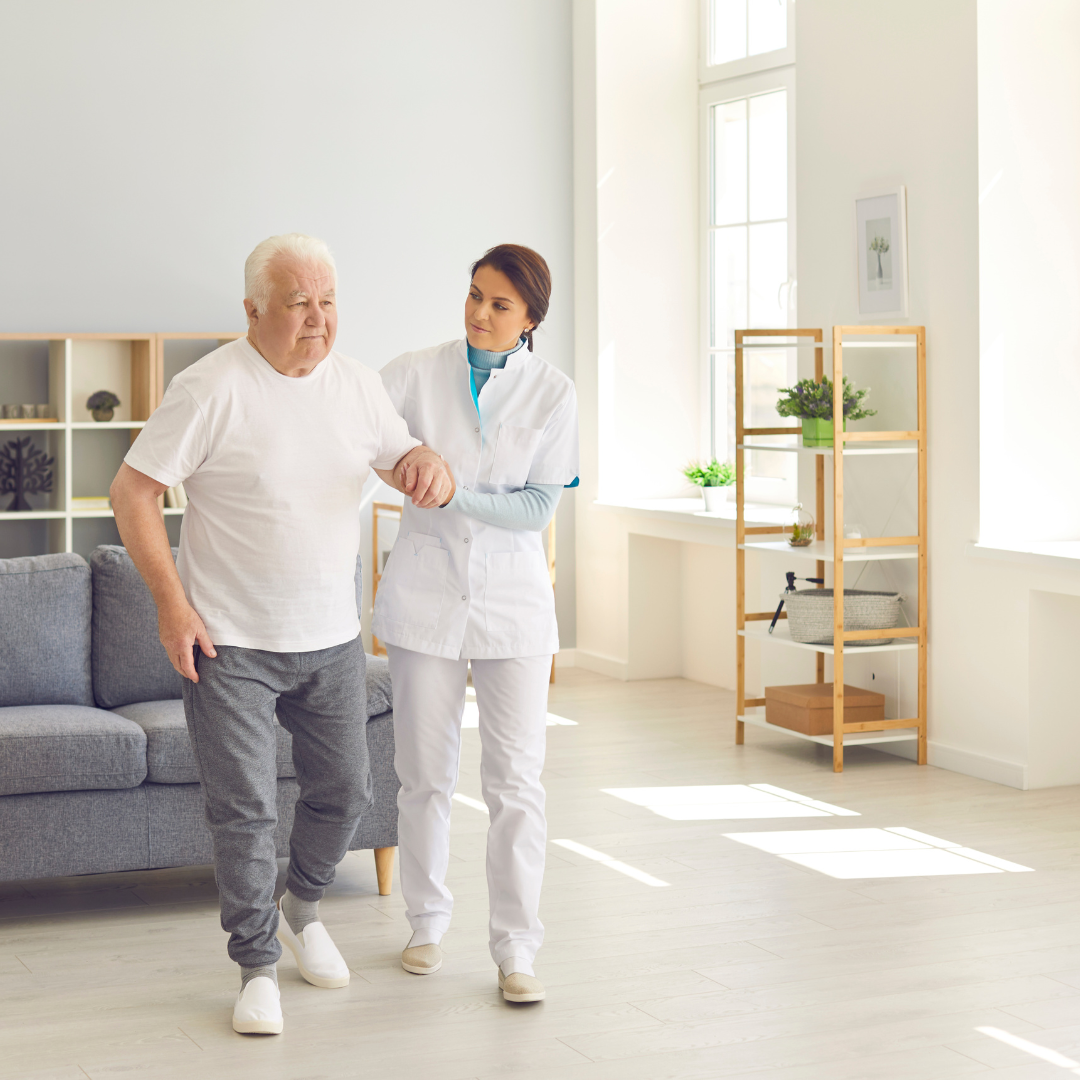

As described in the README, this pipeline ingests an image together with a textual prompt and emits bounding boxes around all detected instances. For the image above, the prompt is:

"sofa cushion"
[366,653,392,716]
[90,545,183,709]
[0,704,147,796]
[0,554,94,708]
[0,787,151,881]
[113,699,296,784]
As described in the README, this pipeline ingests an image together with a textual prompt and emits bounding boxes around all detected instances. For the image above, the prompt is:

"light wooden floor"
[5,669,1080,1079]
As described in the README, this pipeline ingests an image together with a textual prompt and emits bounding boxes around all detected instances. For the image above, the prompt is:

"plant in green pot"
[683,458,735,512]
[775,376,876,447]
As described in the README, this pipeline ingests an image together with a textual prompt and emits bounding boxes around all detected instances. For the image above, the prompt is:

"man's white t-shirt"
[125,337,419,652]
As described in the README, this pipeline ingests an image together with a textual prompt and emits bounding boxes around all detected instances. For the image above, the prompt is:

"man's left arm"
[370,360,454,508]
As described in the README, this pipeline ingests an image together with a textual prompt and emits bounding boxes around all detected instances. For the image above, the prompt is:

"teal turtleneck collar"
[467,335,526,393]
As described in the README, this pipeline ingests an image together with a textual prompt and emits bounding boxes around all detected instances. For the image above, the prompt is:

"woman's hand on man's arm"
[373,445,456,508]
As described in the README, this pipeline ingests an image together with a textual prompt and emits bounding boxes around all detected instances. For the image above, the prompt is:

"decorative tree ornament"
[0,436,55,511]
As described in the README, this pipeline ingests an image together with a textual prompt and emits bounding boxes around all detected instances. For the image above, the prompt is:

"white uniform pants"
[386,645,552,967]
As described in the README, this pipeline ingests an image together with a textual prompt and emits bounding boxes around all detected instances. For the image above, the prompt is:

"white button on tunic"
[372,338,579,660]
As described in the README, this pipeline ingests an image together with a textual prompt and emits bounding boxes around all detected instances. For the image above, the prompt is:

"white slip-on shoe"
[498,969,546,1003]
[232,976,283,1034]
[401,942,443,974]
[276,902,350,989]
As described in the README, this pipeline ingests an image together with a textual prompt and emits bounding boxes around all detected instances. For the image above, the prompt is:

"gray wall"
[0,0,577,643]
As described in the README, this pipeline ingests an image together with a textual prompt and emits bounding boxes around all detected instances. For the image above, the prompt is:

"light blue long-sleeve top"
[443,338,562,531]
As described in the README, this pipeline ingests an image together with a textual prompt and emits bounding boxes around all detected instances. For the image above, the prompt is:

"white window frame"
[699,0,795,86]
[699,63,796,502]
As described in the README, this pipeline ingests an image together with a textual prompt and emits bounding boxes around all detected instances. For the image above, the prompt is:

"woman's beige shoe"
[499,969,546,1002]
[401,943,443,974]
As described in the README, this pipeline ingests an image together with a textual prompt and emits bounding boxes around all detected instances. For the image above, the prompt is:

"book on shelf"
[70,496,111,510]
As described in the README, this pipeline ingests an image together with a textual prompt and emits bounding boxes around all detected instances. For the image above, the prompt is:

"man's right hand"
[401,449,456,508]
[159,599,218,682]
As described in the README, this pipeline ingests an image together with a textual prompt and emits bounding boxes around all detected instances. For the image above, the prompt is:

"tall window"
[701,0,794,503]
[708,0,789,68]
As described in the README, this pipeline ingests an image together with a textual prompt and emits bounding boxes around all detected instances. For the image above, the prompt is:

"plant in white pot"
[684,459,735,512]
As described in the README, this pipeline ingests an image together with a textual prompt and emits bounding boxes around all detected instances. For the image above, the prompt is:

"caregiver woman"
[372,244,578,1003]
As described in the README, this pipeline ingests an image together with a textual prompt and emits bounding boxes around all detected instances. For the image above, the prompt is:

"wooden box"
[764,683,885,736]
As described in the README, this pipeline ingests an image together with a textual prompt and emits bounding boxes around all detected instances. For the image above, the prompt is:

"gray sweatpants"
[182,635,370,968]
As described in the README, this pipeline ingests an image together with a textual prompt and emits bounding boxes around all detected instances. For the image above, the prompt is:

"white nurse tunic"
[372,337,578,660]
[373,337,578,970]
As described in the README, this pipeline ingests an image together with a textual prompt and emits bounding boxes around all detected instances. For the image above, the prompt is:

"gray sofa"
[0,547,398,888]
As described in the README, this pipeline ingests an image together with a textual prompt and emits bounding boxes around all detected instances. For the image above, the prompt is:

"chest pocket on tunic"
[488,425,544,487]
[484,551,555,632]
[376,532,449,630]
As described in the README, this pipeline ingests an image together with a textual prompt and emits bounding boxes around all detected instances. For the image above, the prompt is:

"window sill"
[967,540,1080,572]
[593,497,789,529]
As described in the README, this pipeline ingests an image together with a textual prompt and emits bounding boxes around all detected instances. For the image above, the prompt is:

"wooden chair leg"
[374,846,396,896]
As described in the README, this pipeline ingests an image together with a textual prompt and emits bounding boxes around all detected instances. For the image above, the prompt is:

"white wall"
[568,0,1080,788]
[594,0,700,503]
[795,0,1080,789]
[0,0,577,647]
[573,0,700,671]
[979,0,1080,544]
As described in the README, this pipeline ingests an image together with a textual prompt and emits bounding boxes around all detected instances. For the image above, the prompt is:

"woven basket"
[783,588,904,646]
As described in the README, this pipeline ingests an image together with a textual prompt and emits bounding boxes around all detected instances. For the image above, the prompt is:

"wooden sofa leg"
[374,846,396,896]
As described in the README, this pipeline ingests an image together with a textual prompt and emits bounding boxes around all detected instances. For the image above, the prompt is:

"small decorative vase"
[801,418,847,447]
[91,407,114,422]
[789,503,815,547]
[702,486,727,512]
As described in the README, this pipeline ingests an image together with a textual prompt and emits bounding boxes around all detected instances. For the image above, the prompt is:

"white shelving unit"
[739,713,920,747]
[738,620,919,656]
[0,332,241,556]
[734,326,928,772]
[738,539,917,563]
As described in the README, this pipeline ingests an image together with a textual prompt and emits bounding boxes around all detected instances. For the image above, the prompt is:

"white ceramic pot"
[702,486,729,512]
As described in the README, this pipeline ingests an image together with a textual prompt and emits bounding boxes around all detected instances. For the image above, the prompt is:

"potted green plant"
[86,390,121,422]
[775,376,876,447]
[684,458,735,512]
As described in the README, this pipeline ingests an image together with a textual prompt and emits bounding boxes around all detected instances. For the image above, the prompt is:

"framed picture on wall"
[855,186,908,317]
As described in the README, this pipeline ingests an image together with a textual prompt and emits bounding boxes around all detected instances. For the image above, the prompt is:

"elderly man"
[111,233,453,1036]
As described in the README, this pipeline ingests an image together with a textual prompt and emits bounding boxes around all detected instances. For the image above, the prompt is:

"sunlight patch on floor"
[451,792,489,814]
[723,827,1035,879]
[602,783,860,820]
[551,839,671,887]
[976,1026,1080,1072]
[461,697,577,728]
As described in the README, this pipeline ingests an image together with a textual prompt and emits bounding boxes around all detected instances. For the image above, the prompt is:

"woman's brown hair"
[470,244,551,352]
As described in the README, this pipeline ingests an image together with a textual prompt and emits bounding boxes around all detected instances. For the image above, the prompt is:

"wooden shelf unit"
[0,331,243,555]
[734,326,928,772]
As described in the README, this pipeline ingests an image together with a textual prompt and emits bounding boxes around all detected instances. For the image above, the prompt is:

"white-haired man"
[111,233,453,1035]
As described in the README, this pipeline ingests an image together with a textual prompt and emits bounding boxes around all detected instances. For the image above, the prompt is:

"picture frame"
[855,186,908,317]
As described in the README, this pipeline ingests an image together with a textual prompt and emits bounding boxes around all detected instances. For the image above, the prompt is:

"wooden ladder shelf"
[734,326,928,772]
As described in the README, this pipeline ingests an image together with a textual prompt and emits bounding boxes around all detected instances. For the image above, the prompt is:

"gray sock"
[240,964,277,991]
[280,888,320,935]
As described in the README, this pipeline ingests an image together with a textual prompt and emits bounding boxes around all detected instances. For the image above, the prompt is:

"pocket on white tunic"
[488,425,544,487]
[484,551,554,632]
[376,533,449,630]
